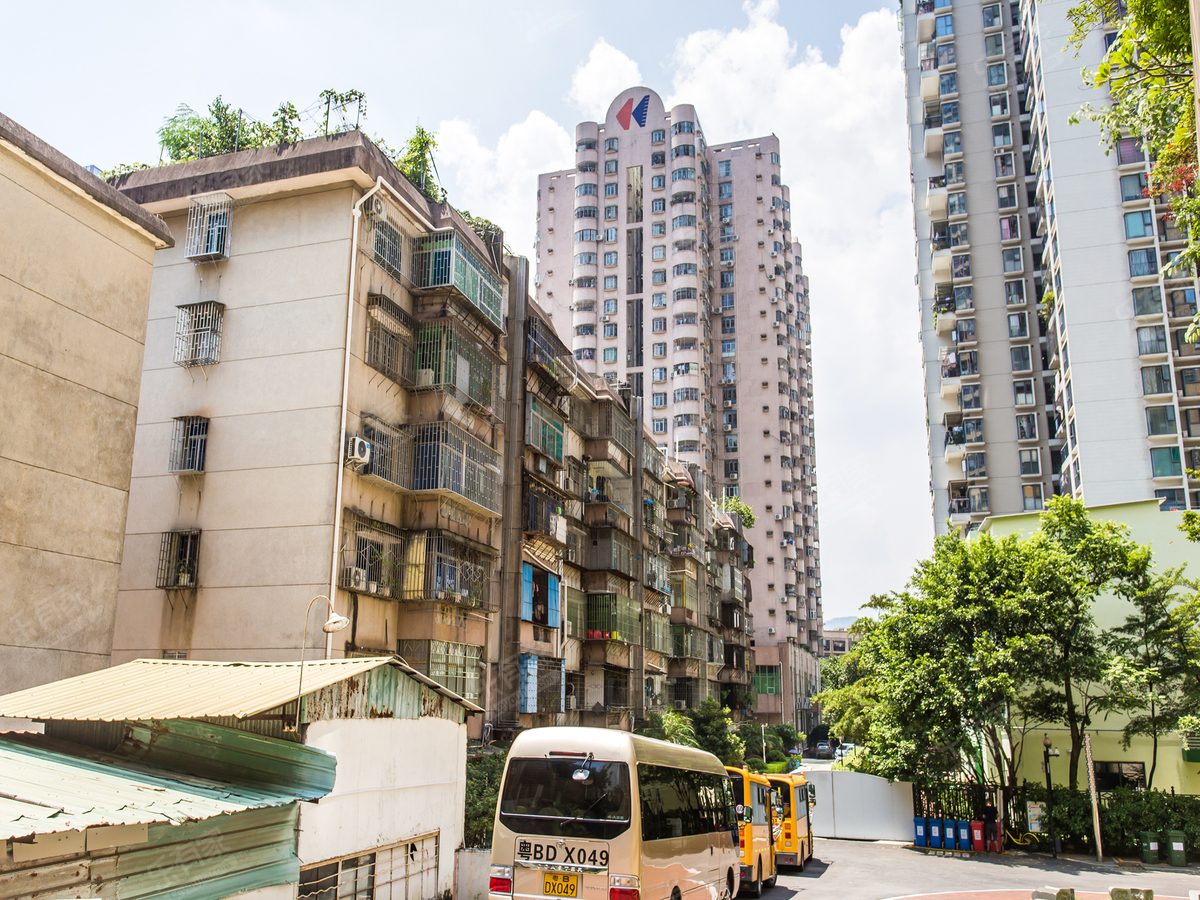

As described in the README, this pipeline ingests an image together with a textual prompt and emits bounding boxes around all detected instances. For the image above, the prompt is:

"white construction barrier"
[803,769,915,841]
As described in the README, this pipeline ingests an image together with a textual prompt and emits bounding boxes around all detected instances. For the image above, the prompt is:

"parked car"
[834,743,856,760]
[811,741,834,760]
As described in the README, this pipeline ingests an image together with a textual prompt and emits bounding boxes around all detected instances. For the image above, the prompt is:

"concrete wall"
[804,770,915,842]
[0,134,160,691]
[455,848,491,900]
[302,715,468,899]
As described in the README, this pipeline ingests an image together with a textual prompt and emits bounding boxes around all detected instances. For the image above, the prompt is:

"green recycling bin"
[1162,829,1186,867]
[1139,831,1159,864]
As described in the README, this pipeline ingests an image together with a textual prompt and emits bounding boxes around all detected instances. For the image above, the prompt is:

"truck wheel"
[763,861,776,890]
[745,861,762,898]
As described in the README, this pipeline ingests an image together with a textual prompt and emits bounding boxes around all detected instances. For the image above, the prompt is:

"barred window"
[173,302,224,367]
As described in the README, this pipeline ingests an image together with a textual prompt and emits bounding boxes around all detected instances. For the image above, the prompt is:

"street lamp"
[1043,733,1061,858]
[294,595,350,730]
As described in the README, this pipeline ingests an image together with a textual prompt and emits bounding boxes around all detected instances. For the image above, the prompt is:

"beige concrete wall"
[0,141,158,691]
[113,186,355,663]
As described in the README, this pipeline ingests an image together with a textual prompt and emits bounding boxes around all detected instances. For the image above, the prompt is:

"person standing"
[983,798,1000,852]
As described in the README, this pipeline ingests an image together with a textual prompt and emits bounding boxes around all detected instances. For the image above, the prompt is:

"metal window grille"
[524,480,566,543]
[365,294,417,387]
[668,676,700,709]
[605,669,631,709]
[301,838,438,900]
[585,592,638,642]
[566,671,585,710]
[519,654,565,714]
[411,229,505,331]
[168,416,209,473]
[644,552,669,592]
[588,527,637,577]
[527,317,574,393]
[360,414,413,492]
[339,511,405,599]
[156,530,201,589]
[399,639,483,701]
[173,302,224,367]
[362,197,416,287]
[184,193,233,261]
[405,421,501,514]
[645,611,671,654]
[592,399,635,455]
[670,571,700,615]
[392,530,496,610]
[526,397,565,465]
[565,587,586,638]
[412,318,504,418]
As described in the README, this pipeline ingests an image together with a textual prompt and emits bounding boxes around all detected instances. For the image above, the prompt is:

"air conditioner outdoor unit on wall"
[723,400,733,408]
[415,369,436,387]
[346,435,372,467]
[347,567,369,591]
[768,626,776,634]
[674,700,688,710]
[371,196,386,218]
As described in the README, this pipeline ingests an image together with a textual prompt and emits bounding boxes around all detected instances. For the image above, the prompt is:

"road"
[770,838,1200,900]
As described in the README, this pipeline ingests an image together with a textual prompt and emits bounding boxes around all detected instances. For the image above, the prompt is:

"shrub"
[744,757,768,774]
[464,750,507,848]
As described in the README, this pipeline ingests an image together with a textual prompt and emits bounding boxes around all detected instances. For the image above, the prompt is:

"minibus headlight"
[489,865,513,894]
[609,874,639,900]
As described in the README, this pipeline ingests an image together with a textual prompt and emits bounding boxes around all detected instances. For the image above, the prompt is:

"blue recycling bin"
[942,818,957,849]
[929,818,942,848]
[913,817,928,847]
[957,820,971,850]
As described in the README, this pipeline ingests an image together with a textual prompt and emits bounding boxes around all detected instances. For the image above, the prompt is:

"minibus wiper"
[557,788,617,827]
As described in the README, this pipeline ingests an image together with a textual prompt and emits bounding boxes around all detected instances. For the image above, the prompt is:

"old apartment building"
[904,0,1200,532]
[109,131,758,734]
[535,88,821,730]
[0,112,172,693]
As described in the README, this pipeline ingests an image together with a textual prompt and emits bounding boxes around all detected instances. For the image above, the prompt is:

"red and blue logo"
[616,95,650,130]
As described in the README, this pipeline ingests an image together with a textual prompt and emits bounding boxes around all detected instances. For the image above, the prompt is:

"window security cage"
[184,193,233,262]
[645,610,672,654]
[411,229,505,331]
[524,480,566,543]
[168,416,209,474]
[565,587,586,639]
[670,570,701,616]
[588,527,638,578]
[398,639,482,702]
[644,552,670,594]
[526,396,566,466]
[526,317,574,394]
[604,668,632,710]
[585,592,639,642]
[157,530,201,589]
[359,414,412,492]
[407,421,501,515]
[173,302,224,367]
[519,654,565,714]
[363,196,417,288]
[672,624,705,660]
[365,293,417,388]
[412,318,504,419]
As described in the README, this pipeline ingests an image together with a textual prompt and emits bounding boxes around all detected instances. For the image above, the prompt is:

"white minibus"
[489,727,741,900]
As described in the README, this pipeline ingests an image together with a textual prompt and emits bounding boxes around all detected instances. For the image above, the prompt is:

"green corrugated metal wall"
[117,805,299,900]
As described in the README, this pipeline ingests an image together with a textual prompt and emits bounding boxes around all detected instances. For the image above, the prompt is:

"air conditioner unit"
[770,251,778,257]
[729,473,739,481]
[535,456,548,474]
[723,424,733,432]
[733,235,739,241]
[346,567,369,591]
[774,513,783,521]
[723,400,733,409]
[780,540,788,548]
[601,315,611,323]
[346,435,372,467]
[674,700,688,711]
[767,274,776,281]
[772,321,781,328]
[768,626,776,635]
[415,368,436,387]
[723,260,734,267]
[568,279,575,287]
[770,296,778,303]
[767,228,775,235]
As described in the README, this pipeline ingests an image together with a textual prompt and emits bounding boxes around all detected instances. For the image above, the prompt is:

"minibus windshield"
[499,758,631,839]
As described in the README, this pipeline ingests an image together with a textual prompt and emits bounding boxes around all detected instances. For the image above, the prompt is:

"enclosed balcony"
[584,459,633,527]
[585,591,639,642]
[924,112,944,158]
[926,175,948,217]
[526,317,574,395]
[671,624,705,660]
[406,421,502,516]
[412,317,504,420]
[411,228,505,332]
[645,550,671,595]
[916,0,937,42]
[588,526,638,578]
[524,479,567,544]
[365,294,417,388]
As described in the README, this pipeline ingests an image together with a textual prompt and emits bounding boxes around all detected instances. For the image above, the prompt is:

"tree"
[464,749,506,847]
[1020,498,1151,789]
[397,125,446,205]
[457,210,504,244]
[688,698,745,766]
[157,95,304,163]
[719,495,757,528]
[816,642,879,747]
[638,710,700,748]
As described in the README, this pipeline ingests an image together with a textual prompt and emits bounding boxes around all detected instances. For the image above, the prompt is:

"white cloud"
[668,2,931,618]
[567,38,643,120]
[435,110,574,257]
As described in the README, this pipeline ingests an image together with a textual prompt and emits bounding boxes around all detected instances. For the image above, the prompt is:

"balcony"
[926,176,947,217]
[412,317,504,420]
[406,420,502,516]
[411,228,505,332]
[365,294,417,388]
[588,526,638,578]
[524,479,568,544]
[932,245,952,281]
[944,425,966,463]
[924,114,944,158]
[671,624,705,661]
[585,591,639,642]
[916,1,937,42]
[526,317,574,395]
[920,65,940,103]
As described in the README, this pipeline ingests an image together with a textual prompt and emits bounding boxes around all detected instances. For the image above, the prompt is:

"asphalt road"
[768,838,1200,900]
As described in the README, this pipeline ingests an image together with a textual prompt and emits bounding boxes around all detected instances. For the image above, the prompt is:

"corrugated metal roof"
[0,656,480,722]
[0,736,314,840]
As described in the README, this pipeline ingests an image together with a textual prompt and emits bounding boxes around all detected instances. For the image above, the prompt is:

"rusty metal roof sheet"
[0,656,481,722]
[0,735,317,840]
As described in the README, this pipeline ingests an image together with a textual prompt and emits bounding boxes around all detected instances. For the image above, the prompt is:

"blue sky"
[2,1,931,620]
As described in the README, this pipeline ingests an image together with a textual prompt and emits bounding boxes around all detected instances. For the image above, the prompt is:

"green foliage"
[157,95,304,164]
[689,698,745,766]
[816,643,877,745]
[639,709,701,748]
[771,723,802,752]
[742,757,768,774]
[464,749,507,848]
[458,209,504,243]
[720,496,757,528]
[397,125,446,205]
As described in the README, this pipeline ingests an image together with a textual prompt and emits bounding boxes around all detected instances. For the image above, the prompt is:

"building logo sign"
[616,95,650,130]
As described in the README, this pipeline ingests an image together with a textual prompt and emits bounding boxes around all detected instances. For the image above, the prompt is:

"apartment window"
[576,183,597,198]
[717,182,734,200]
[157,529,201,589]
[575,277,596,290]
[961,384,981,409]
[721,293,735,310]
[1002,247,1023,273]
[722,362,736,378]
[1116,138,1145,165]
[651,198,666,213]
[1125,210,1155,239]
[677,440,699,453]
[575,206,598,220]
[1137,325,1168,354]
[674,288,697,301]
[603,228,617,242]
[964,417,984,443]
[950,223,969,247]
[945,161,965,185]
[603,323,618,338]
[726,436,739,452]
[1151,446,1182,477]
[575,348,595,360]
[652,293,667,309]
[987,63,1007,87]
[952,254,971,278]
[985,33,1004,57]
[956,317,976,342]
[652,317,667,332]
[650,175,666,191]
[990,92,1009,116]
[575,252,597,266]
[721,316,736,334]
[652,418,667,434]
[673,168,697,184]
[604,161,619,176]
[1005,280,1026,305]
[174,302,225,367]
[1011,345,1032,371]
[948,192,967,215]
[1013,380,1035,406]
[603,298,618,314]
[604,205,618,220]
[997,184,1017,209]
[1008,312,1028,338]
[1170,288,1197,317]
[604,275,618,291]
[652,129,666,143]
[940,72,958,96]
[722,340,736,357]
[935,14,953,37]
[603,347,617,363]
[1020,448,1041,475]
[965,452,987,478]
[1120,173,1148,202]
[992,123,1013,148]
[652,269,667,285]
[718,160,732,177]
[1157,488,1186,510]
[671,144,695,160]
[652,367,667,382]
[1147,405,1178,435]
[1142,364,1173,395]
[954,286,974,310]
[675,388,700,402]
[1023,483,1044,511]
[169,416,209,473]
[653,342,666,357]
[944,131,962,155]
[672,215,697,229]
[575,229,599,243]
[652,392,667,408]
[575,324,595,336]
[672,121,695,135]
[941,100,960,125]
[603,251,618,267]
[651,222,665,236]
[1016,413,1038,440]
[650,152,665,168]
[995,153,1015,177]
[673,263,698,277]
[720,271,735,288]
[982,3,1002,27]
